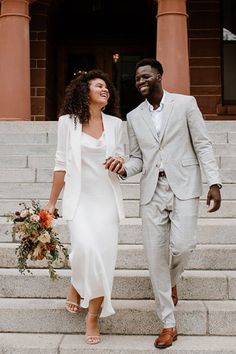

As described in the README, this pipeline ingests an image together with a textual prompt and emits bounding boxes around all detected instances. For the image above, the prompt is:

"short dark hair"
[136,58,164,76]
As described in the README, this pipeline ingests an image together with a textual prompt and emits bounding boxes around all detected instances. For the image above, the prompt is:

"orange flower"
[38,210,53,229]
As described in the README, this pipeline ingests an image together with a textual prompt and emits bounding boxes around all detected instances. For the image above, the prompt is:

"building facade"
[0,0,235,121]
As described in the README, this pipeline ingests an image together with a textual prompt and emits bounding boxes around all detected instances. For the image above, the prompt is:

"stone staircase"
[0,121,236,353]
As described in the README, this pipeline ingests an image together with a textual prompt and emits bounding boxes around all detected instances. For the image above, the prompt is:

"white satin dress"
[68,132,119,317]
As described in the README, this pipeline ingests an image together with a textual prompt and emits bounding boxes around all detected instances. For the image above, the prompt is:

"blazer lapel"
[140,102,160,143]
[159,92,174,143]
[70,118,82,172]
[102,112,115,158]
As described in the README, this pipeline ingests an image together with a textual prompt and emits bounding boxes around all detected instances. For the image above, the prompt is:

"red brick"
[30,31,37,40]
[30,6,48,31]
[190,38,220,57]
[34,115,46,121]
[37,59,46,68]
[31,87,36,96]
[195,95,221,114]
[31,69,46,86]
[30,59,37,68]
[30,41,46,59]
[191,86,221,95]
[190,57,220,66]
[189,11,220,29]
[31,97,45,116]
[189,1,220,12]
[217,104,236,115]
[191,67,221,86]
[38,32,47,40]
[188,29,220,39]
[36,87,46,96]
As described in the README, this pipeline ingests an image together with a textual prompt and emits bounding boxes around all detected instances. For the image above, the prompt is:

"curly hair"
[59,70,120,125]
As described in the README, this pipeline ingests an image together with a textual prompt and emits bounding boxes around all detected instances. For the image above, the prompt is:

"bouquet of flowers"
[6,200,68,280]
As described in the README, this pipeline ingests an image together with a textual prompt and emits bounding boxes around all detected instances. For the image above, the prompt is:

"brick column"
[0,0,31,120]
[156,0,190,94]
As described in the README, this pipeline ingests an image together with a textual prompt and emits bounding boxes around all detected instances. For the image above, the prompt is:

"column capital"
[0,0,30,18]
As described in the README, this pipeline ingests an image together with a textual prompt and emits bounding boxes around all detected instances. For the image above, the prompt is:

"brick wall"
[188,0,222,119]
[30,2,48,121]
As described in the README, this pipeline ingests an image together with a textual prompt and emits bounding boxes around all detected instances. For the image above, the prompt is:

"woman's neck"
[89,105,103,122]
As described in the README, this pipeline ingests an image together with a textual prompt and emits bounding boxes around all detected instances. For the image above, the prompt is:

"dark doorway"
[47,0,156,119]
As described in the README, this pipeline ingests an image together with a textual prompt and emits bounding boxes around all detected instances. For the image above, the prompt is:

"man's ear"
[157,74,162,82]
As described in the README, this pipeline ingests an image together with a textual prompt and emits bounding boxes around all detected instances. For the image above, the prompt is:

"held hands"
[103,156,126,176]
[207,185,221,212]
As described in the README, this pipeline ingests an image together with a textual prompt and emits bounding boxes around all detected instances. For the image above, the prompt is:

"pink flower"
[20,210,29,218]
[30,214,40,222]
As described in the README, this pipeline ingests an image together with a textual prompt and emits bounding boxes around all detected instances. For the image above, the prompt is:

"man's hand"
[207,185,221,212]
[103,156,126,176]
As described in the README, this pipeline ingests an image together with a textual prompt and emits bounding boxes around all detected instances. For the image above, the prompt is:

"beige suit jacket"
[124,91,221,205]
[54,113,125,221]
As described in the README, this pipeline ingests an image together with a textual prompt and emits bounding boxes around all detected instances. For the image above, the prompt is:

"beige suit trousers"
[141,175,199,328]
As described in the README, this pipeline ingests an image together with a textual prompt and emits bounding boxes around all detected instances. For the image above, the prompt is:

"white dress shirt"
[145,90,166,170]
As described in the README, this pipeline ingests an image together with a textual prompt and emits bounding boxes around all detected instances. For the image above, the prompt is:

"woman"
[45,70,124,344]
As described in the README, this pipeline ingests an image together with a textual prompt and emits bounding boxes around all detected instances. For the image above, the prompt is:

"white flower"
[30,214,40,222]
[20,210,29,218]
[38,231,51,243]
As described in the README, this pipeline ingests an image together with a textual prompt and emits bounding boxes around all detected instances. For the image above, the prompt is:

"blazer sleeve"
[124,114,143,177]
[186,96,221,187]
[54,116,68,172]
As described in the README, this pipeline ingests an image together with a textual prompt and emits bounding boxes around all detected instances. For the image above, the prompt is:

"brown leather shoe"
[172,285,178,306]
[154,327,177,349]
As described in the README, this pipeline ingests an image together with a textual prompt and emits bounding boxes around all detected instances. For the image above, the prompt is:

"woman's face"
[88,78,110,107]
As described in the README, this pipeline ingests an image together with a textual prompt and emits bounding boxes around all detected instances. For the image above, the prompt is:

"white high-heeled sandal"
[85,313,101,345]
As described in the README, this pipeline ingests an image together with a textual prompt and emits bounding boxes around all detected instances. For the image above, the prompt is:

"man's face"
[135,65,161,98]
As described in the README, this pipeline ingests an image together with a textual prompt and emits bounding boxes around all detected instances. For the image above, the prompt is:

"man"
[105,58,221,349]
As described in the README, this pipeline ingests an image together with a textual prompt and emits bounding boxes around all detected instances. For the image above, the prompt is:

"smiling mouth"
[139,85,149,92]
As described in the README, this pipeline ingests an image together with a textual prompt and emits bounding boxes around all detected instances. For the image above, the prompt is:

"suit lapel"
[159,92,174,143]
[140,102,160,143]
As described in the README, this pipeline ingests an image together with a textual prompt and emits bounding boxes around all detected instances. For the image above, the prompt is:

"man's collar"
[145,90,166,112]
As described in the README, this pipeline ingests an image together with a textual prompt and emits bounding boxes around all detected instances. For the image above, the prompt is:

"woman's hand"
[44,202,56,215]
[103,156,126,175]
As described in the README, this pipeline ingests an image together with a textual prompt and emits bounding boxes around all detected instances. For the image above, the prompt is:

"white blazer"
[54,113,125,221]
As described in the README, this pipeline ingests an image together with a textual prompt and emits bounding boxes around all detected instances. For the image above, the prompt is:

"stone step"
[0,144,56,155]
[0,268,235,300]
[0,119,234,130]
[0,121,58,133]
[1,142,235,157]
[0,133,49,144]
[0,182,235,200]
[1,217,236,245]
[0,333,236,354]
[0,243,235,270]
[0,131,234,145]
[0,199,236,218]
[3,167,236,184]
[0,182,140,200]
[0,298,236,335]
[0,199,138,218]
[1,153,236,169]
